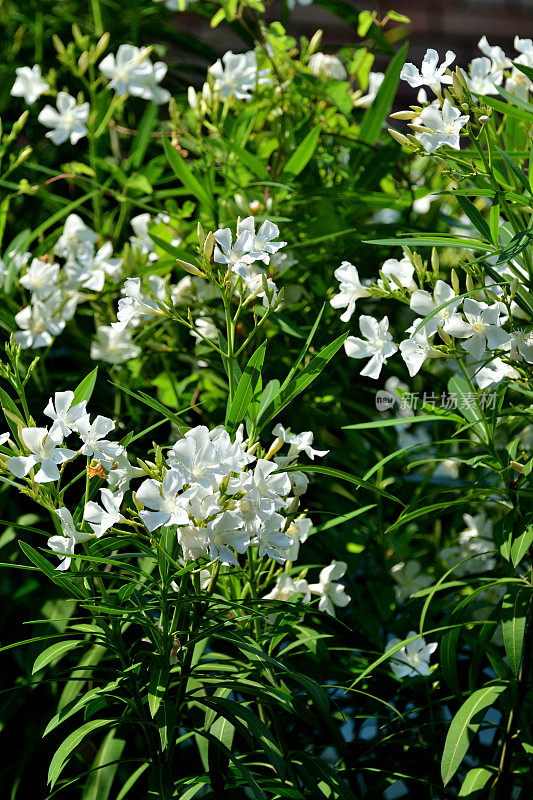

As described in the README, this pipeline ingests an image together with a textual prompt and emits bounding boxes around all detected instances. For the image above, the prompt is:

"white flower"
[38,92,89,145]
[256,511,291,561]
[330,262,370,322]
[178,524,209,561]
[208,50,270,101]
[399,327,439,377]
[377,255,416,291]
[0,433,10,446]
[308,53,347,80]
[190,317,218,342]
[213,226,256,275]
[168,425,252,488]
[129,214,158,261]
[7,426,76,483]
[281,517,313,562]
[505,66,532,102]
[54,214,97,258]
[271,423,328,462]
[509,330,533,363]
[400,49,455,94]
[91,325,141,364]
[19,258,60,300]
[11,65,49,104]
[414,99,469,153]
[353,72,384,107]
[48,508,93,571]
[515,36,533,66]
[478,37,512,72]
[263,572,311,603]
[309,560,350,616]
[14,298,65,350]
[444,299,510,360]
[107,453,144,491]
[206,510,249,565]
[44,391,87,437]
[237,217,287,265]
[410,279,460,335]
[440,511,495,576]
[84,489,124,537]
[230,459,291,511]
[114,277,162,329]
[391,560,431,602]
[65,241,123,291]
[99,44,152,96]
[75,415,122,467]
[474,357,519,390]
[345,315,398,379]
[463,57,501,95]
[385,632,437,678]
[136,470,189,531]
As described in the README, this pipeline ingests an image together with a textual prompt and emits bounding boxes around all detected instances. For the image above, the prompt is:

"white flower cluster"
[213,216,287,306]
[331,253,530,387]
[11,44,170,148]
[99,44,170,105]
[395,38,533,155]
[208,51,271,101]
[13,214,124,353]
[1,395,348,615]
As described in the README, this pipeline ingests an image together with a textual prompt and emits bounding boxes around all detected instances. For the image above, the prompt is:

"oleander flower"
[331,262,370,322]
[444,299,510,360]
[308,52,347,80]
[345,316,398,379]
[400,48,455,94]
[38,92,89,145]
[44,391,87,437]
[208,51,270,101]
[91,325,141,364]
[7,426,76,483]
[136,470,190,531]
[11,65,49,104]
[309,560,351,616]
[385,632,438,678]
[48,508,93,571]
[414,99,469,153]
[85,489,124,537]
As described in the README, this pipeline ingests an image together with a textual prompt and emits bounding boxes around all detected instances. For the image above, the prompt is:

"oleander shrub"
[1,1,532,799]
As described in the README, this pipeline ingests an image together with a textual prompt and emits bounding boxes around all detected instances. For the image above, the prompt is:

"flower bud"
[387,128,411,146]
[390,110,419,120]
[466,274,474,293]
[451,269,460,294]
[203,231,214,260]
[478,115,490,125]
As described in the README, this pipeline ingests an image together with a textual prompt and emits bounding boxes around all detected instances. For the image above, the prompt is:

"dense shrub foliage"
[1,1,533,798]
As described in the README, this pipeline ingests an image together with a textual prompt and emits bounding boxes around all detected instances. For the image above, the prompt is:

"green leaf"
[162,136,212,209]
[495,228,533,266]
[441,683,507,785]
[115,764,150,800]
[73,368,99,406]
[81,728,125,800]
[458,768,493,797]
[493,514,513,561]
[501,585,530,676]
[358,43,407,146]
[129,102,159,170]
[511,517,533,567]
[19,541,87,600]
[48,718,113,787]
[285,464,401,505]
[456,196,493,242]
[448,376,486,443]
[228,141,270,180]
[32,640,84,674]
[282,125,320,177]
[148,661,169,718]
[495,147,533,196]
[257,332,348,429]
[226,341,267,432]
[280,303,325,391]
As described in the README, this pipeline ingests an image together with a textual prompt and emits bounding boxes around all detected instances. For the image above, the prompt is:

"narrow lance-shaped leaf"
[32,640,85,674]
[282,125,321,177]
[226,340,267,432]
[441,683,508,785]
[501,585,530,677]
[48,718,113,787]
